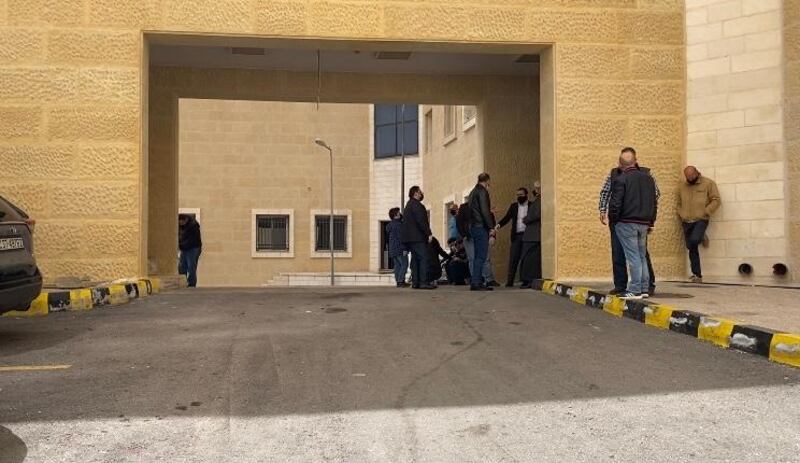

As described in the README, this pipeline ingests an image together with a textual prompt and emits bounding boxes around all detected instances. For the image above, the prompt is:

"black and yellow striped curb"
[533,279,800,369]
[2,277,163,318]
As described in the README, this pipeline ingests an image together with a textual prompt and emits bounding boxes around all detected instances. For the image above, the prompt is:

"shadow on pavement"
[0,426,27,463]
[0,287,798,423]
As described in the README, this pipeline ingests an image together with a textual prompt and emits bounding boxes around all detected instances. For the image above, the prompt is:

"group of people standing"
[598,147,721,300]
[387,172,542,291]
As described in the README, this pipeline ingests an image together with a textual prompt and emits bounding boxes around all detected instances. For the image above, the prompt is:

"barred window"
[315,215,348,252]
[256,215,289,252]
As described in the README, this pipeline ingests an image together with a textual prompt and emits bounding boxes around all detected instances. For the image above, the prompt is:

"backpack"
[456,202,472,238]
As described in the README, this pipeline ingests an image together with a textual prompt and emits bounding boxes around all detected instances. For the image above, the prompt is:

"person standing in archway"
[402,186,435,290]
[178,213,202,288]
[467,173,495,292]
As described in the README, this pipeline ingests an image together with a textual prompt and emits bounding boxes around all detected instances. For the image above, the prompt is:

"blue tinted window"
[374,104,419,158]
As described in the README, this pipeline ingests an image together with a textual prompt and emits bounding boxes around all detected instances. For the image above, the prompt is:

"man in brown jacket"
[677,166,721,283]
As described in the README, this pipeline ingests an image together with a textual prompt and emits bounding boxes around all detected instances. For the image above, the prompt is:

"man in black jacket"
[402,186,435,290]
[609,151,658,300]
[178,214,202,288]
[467,173,495,291]
[519,183,542,288]
[497,187,531,287]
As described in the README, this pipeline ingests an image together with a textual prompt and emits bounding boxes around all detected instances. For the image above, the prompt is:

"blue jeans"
[469,226,489,287]
[614,223,649,294]
[408,242,429,287]
[392,253,409,284]
[611,225,655,291]
[178,247,201,287]
[464,235,494,283]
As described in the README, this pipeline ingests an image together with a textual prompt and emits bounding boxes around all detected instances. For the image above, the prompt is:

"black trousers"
[682,220,709,278]
[408,241,429,288]
[610,224,655,291]
[520,241,542,283]
[507,232,525,283]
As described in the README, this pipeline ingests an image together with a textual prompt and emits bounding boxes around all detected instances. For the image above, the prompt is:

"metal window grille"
[315,215,347,252]
[256,215,289,252]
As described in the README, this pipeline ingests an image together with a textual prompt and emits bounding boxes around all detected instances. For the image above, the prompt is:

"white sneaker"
[641,293,650,299]
[619,292,643,300]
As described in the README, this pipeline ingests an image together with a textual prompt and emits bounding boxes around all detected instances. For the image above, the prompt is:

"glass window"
[256,215,290,252]
[462,105,477,129]
[374,104,419,158]
[315,215,348,252]
[443,106,456,140]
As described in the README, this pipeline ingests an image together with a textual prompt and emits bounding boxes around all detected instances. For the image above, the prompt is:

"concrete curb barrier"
[2,277,163,318]
[533,279,800,369]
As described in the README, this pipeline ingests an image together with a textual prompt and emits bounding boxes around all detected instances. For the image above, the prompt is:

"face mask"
[517,197,527,205]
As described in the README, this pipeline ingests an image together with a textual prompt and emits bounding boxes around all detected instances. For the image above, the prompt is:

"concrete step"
[265,272,394,287]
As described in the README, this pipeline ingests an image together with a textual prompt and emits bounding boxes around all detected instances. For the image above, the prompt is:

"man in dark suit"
[497,187,532,287]
[519,183,542,288]
[402,185,435,290]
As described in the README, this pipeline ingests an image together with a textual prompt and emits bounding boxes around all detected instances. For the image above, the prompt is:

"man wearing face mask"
[402,185,436,290]
[678,166,721,283]
[496,187,533,287]
[519,182,542,288]
[467,172,496,291]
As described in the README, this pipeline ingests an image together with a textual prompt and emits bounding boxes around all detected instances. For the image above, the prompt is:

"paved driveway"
[1,287,799,462]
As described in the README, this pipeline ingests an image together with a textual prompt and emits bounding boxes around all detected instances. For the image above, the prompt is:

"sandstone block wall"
[787,0,800,282]
[178,99,371,286]
[1,0,686,283]
[686,0,792,282]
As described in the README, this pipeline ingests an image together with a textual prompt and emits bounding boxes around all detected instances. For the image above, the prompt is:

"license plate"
[0,237,24,251]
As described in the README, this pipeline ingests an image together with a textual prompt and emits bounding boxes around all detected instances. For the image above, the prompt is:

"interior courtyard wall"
[0,1,685,282]
[179,99,371,286]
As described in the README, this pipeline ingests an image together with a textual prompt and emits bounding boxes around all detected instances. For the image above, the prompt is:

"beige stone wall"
[178,99,370,286]
[686,0,789,282]
[1,1,686,283]
[787,0,800,281]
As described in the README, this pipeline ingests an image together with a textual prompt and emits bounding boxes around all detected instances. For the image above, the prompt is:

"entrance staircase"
[264,272,395,287]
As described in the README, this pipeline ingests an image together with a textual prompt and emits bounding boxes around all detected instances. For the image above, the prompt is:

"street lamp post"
[400,104,405,210]
[314,138,335,287]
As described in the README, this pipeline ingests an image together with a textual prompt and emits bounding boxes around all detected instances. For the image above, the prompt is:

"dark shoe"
[418,284,436,290]
[470,285,492,291]
[486,280,500,287]
[505,281,514,288]
[412,284,420,289]
[648,287,656,296]
[520,283,532,289]
[608,288,625,295]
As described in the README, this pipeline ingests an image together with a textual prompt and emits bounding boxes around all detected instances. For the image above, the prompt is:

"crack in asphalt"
[393,294,489,462]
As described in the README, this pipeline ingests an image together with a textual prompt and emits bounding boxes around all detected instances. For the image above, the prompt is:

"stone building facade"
[1,0,796,285]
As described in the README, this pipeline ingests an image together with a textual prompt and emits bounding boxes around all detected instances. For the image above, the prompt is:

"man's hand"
[600,213,608,225]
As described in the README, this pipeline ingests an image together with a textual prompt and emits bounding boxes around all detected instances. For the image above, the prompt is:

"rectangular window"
[443,105,456,143]
[374,104,419,158]
[462,105,477,131]
[315,215,348,252]
[424,109,433,153]
[252,209,294,258]
[256,215,289,252]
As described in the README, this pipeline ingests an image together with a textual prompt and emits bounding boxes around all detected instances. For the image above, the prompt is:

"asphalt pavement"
[1,287,799,462]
